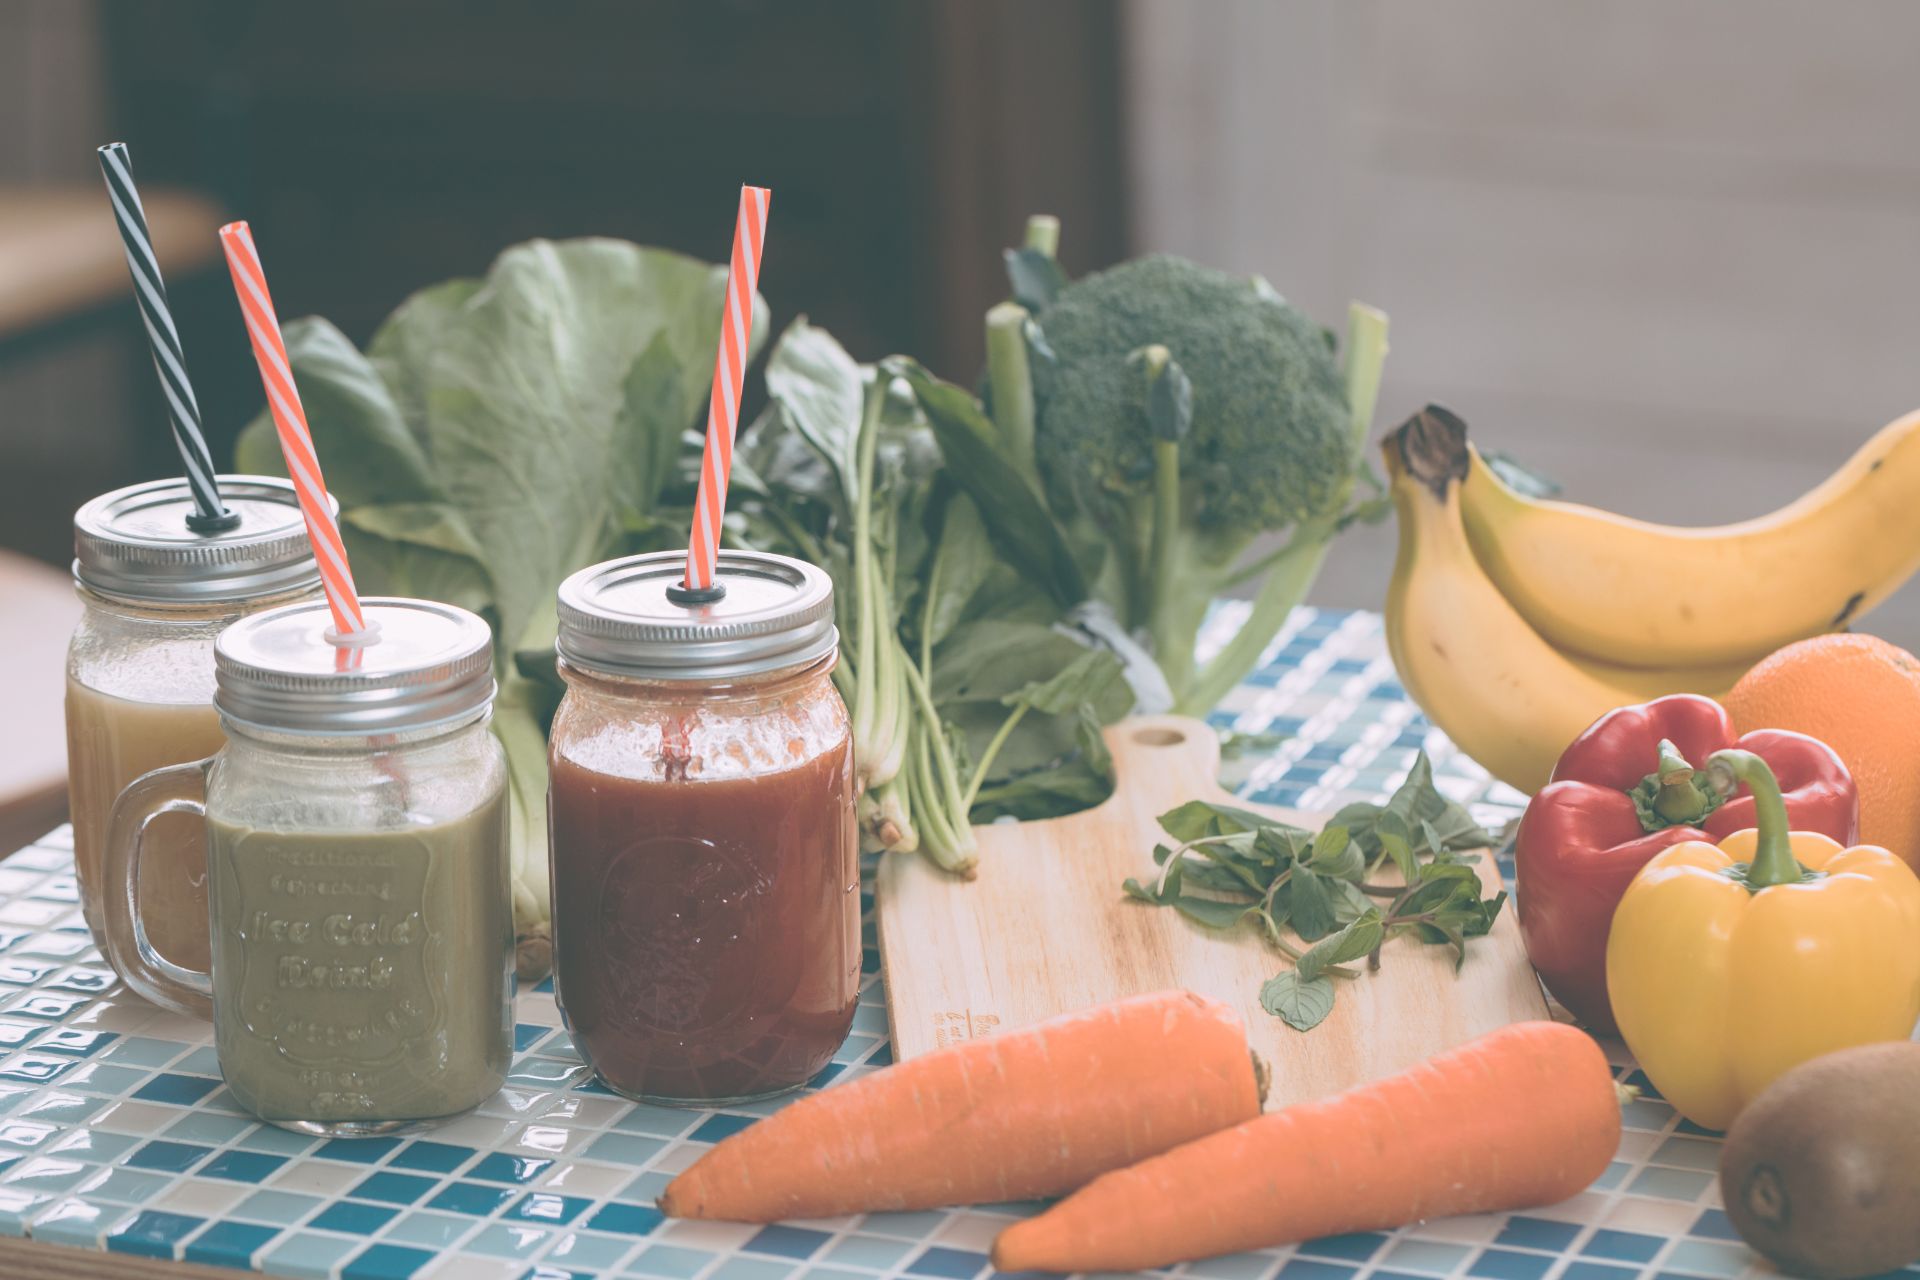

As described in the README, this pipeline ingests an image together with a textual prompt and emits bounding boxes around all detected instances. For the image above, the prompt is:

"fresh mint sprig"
[1123,752,1507,1031]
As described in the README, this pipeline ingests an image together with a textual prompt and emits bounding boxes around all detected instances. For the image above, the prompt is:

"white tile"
[933,1213,1005,1250]
[1413,1212,1503,1244]
[539,1161,630,1198]
[268,1160,363,1198]
[511,1124,588,1157]
[91,1101,177,1135]
[151,1178,249,1216]
[650,1144,701,1175]
[1603,1198,1701,1235]
[432,1114,518,1147]
[660,1218,758,1251]
[423,1256,522,1280]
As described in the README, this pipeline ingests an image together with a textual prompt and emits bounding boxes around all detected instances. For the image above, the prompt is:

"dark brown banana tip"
[1392,404,1471,500]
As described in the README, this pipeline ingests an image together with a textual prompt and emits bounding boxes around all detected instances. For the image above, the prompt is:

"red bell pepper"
[1516,693,1857,1032]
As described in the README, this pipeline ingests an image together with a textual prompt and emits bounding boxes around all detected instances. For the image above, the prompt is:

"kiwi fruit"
[1720,1040,1920,1278]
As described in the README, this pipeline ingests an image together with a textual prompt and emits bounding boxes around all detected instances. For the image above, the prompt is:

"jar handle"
[101,758,215,1018]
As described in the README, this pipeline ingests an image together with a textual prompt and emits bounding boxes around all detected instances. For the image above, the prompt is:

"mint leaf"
[1297,909,1384,981]
[1261,970,1335,1032]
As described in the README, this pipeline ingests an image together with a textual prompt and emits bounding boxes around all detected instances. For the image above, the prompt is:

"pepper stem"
[1707,749,1804,889]
[1631,739,1723,831]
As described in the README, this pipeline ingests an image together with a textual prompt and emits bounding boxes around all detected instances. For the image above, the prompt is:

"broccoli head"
[1029,254,1354,541]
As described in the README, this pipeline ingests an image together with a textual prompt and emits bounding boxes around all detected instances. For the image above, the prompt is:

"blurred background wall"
[4,0,1919,639]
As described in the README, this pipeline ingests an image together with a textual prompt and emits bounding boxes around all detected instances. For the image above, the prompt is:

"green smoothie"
[208,795,511,1131]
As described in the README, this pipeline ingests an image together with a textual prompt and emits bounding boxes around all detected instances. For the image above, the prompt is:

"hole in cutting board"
[1131,726,1186,747]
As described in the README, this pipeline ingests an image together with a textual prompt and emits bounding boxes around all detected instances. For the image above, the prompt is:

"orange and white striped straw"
[217,220,372,642]
[684,185,771,594]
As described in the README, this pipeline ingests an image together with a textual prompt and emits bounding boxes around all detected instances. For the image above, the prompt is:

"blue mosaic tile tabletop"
[0,607,1832,1279]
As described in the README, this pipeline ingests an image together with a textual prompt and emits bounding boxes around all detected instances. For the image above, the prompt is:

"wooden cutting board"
[876,715,1548,1109]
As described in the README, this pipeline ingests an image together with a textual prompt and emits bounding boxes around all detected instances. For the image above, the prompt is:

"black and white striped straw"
[96,141,237,532]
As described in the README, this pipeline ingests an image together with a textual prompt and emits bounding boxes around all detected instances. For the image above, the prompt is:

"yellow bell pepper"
[1606,748,1920,1131]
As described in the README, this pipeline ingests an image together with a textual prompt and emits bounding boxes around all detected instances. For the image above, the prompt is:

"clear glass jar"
[549,551,859,1105]
[102,598,512,1136]
[66,476,323,974]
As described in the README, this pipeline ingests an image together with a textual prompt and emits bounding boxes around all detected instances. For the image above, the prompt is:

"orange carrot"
[659,989,1261,1222]
[993,1020,1619,1273]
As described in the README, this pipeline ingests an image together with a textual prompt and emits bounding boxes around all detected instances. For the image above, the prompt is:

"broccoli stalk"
[1179,303,1388,714]
[1139,344,1195,698]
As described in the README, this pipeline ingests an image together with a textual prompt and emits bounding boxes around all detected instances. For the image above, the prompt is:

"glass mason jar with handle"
[549,550,860,1106]
[102,597,513,1136]
[67,476,324,976]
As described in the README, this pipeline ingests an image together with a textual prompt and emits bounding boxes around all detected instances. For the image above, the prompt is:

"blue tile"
[1690,1210,1740,1242]
[468,1152,554,1184]
[1469,1250,1555,1280]
[350,1171,440,1205]
[1562,1266,1638,1280]
[1584,1231,1664,1264]
[81,1167,172,1204]
[233,1189,323,1225]
[125,1140,212,1174]
[61,1062,145,1094]
[35,1029,115,1057]
[45,965,116,992]
[586,1132,664,1165]
[163,1112,255,1146]
[316,1136,404,1163]
[522,1268,591,1280]
[1299,1234,1389,1263]
[7,991,91,1019]
[103,1036,181,1067]
[0,1021,39,1048]
[199,1149,287,1183]
[808,1063,845,1087]
[106,1208,206,1259]
[428,1181,515,1216]
[311,1201,403,1234]
[689,1114,756,1143]
[343,1242,439,1280]
[383,1211,474,1249]
[906,1247,990,1279]
[184,1220,281,1268]
[133,1072,220,1105]
[630,1245,716,1279]
[467,1223,551,1257]
[0,1052,70,1082]
[749,1225,832,1259]
[585,1201,664,1236]
[390,1140,475,1174]
[547,1231,641,1270]
[0,960,55,985]
[264,1233,362,1280]
[1279,1263,1356,1280]
[1495,1218,1582,1252]
[514,1024,549,1052]
[507,1192,591,1225]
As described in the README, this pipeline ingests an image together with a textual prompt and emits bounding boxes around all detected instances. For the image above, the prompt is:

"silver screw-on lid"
[73,475,328,604]
[215,597,496,734]
[556,550,837,682]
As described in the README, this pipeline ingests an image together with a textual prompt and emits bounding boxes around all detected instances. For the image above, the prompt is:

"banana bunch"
[1382,404,1920,794]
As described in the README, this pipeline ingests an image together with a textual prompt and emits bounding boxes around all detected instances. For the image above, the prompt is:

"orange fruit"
[1725,633,1920,869]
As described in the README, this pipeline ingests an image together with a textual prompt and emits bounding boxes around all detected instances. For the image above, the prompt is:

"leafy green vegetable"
[1123,753,1507,1031]
[234,238,764,973]
[734,320,1132,872]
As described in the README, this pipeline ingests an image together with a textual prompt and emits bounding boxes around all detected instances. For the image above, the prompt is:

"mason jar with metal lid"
[66,475,327,976]
[549,549,858,1105]
[100,598,512,1136]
